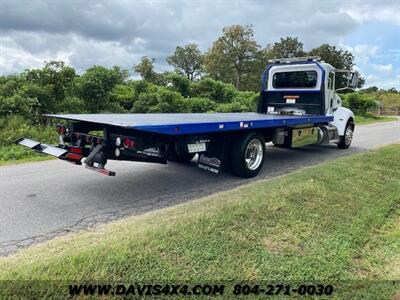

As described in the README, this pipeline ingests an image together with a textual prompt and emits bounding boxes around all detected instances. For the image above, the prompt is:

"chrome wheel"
[345,126,353,146]
[245,139,264,170]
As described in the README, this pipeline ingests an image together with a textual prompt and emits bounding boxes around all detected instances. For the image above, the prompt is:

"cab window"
[272,71,317,89]
[328,72,335,90]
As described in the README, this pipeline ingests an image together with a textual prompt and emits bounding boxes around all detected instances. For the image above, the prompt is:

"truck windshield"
[272,71,317,88]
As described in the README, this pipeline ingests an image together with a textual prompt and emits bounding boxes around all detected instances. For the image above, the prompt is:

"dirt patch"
[391,291,400,300]
[263,232,304,254]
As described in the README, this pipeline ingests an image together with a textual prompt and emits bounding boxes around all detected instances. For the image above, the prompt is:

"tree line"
[2,24,399,125]
[135,24,365,91]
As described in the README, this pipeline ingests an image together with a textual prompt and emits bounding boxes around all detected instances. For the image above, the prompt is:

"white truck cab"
[259,56,358,149]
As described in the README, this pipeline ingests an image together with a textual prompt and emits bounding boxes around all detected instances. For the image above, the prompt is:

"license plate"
[188,142,206,153]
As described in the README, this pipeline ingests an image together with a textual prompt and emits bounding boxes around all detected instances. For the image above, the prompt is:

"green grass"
[356,206,400,280]
[0,144,54,166]
[355,112,397,125]
[0,115,57,165]
[0,144,399,298]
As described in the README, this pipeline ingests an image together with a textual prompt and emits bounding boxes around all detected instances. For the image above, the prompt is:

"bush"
[131,92,159,113]
[0,94,39,118]
[130,80,150,95]
[20,83,55,114]
[214,91,259,113]
[186,97,216,113]
[190,78,236,103]
[132,87,189,113]
[110,84,135,111]
[152,88,189,113]
[342,93,377,114]
[234,91,259,111]
[165,73,191,97]
[215,101,248,112]
[0,115,57,146]
[376,92,400,108]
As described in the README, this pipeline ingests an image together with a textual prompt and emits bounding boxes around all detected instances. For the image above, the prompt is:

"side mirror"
[350,72,359,88]
[335,69,359,92]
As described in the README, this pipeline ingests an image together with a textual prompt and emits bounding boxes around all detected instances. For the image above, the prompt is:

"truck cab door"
[326,71,335,115]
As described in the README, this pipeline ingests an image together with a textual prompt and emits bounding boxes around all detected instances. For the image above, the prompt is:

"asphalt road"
[1,120,399,255]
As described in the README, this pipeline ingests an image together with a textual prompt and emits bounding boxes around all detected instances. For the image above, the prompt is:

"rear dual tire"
[230,133,266,178]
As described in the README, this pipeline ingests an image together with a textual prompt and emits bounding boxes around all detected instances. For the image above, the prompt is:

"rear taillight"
[69,147,82,154]
[65,152,82,162]
[123,137,135,148]
[56,125,65,134]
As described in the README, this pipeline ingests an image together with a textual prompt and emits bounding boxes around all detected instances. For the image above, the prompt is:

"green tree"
[110,84,135,110]
[271,37,306,58]
[25,61,75,100]
[204,25,260,90]
[167,43,203,81]
[19,61,77,113]
[57,96,86,114]
[308,44,364,89]
[74,66,127,112]
[0,94,38,118]
[0,75,25,97]
[164,73,191,97]
[239,47,274,91]
[133,57,160,83]
[19,83,54,114]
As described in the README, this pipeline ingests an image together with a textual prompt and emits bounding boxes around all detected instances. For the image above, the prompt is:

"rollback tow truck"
[16,56,359,178]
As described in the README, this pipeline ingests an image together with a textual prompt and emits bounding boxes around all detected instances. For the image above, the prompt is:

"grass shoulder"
[0,145,54,166]
[0,144,399,298]
[355,113,397,125]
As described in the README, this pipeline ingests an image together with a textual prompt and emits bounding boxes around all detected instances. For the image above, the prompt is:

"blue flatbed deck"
[46,113,333,135]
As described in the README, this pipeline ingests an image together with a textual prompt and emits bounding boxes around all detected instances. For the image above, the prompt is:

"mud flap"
[198,154,221,174]
[197,135,228,175]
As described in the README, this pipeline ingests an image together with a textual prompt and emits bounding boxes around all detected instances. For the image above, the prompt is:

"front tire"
[337,122,354,149]
[230,133,266,178]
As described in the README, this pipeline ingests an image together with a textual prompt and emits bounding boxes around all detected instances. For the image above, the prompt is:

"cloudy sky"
[0,0,399,89]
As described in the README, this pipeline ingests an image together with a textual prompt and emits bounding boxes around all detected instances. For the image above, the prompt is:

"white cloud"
[341,44,380,65]
[344,3,400,26]
[0,36,72,75]
[0,0,399,90]
[339,43,399,89]
[0,0,365,73]
[0,34,143,75]
[371,63,393,74]
[364,73,400,89]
